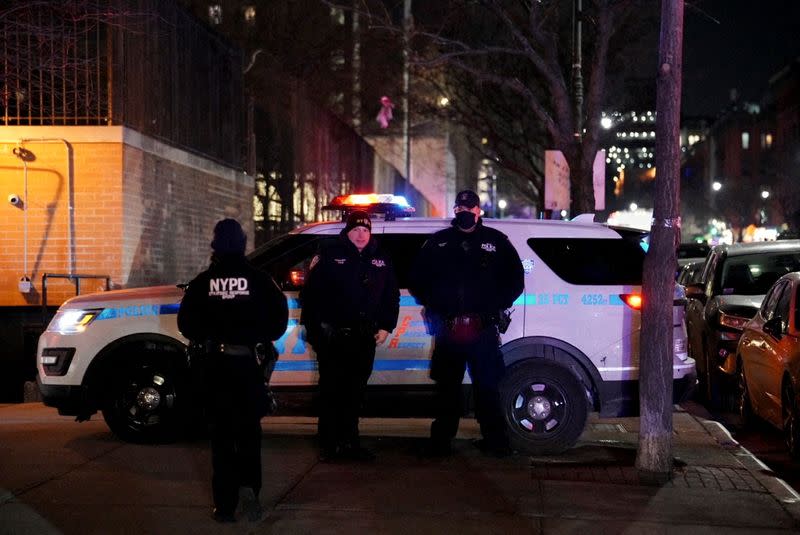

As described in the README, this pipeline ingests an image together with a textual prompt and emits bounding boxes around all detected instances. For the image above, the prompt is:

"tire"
[499,360,588,455]
[782,385,800,459]
[101,357,186,443]
[736,361,753,429]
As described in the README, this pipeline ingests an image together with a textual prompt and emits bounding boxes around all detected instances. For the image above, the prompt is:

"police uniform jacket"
[300,234,399,338]
[409,219,524,318]
[178,254,289,346]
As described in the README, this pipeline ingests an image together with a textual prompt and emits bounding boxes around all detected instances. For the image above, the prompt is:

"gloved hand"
[374,329,390,345]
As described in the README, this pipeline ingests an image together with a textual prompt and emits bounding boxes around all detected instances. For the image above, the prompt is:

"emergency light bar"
[323,193,416,221]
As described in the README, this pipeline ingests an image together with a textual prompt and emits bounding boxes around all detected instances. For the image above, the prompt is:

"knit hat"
[210,218,247,255]
[343,210,372,233]
[454,190,480,209]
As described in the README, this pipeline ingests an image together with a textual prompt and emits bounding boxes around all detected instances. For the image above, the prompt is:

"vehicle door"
[249,231,338,385]
[686,252,716,368]
[748,279,790,425]
[370,231,436,385]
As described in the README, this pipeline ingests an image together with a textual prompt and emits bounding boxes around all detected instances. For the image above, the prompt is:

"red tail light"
[620,293,643,310]
[289,269,306,287]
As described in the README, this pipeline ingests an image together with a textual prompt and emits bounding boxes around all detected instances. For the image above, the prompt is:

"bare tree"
[636,0,683,475]
[350,0,641,214]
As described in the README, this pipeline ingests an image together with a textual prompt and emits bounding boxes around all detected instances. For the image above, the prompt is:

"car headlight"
[719,311,749,331]
[49,308,103,334]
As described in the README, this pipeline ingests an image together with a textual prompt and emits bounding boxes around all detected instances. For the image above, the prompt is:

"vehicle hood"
[715,294,765,318]
[61,285,184,308]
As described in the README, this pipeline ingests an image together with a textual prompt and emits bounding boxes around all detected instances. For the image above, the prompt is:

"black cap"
[454,190,480,209]
[343,210,372,233]
[210,218,247,255]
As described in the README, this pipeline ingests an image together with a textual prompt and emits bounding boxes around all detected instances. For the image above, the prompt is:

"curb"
[696,415,800,527]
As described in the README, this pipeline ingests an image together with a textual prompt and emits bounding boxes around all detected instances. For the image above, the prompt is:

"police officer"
[301,210,400,461]
[409,190,524,457]
[178,218,288,523]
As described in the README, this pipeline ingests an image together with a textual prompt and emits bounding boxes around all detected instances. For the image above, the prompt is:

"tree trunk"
[635,0,684,475]
[567,144,594,215]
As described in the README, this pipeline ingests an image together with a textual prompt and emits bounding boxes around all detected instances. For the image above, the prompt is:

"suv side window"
[527,238,644,285]
[249,234,327,290]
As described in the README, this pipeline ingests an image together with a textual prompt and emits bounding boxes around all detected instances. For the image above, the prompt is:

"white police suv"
[38,195,695,453]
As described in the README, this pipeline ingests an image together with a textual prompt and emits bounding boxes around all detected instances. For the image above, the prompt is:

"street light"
[761,190,770,199]
[629,202,638,211]
[712,181,722,192]
[498,199,507,218]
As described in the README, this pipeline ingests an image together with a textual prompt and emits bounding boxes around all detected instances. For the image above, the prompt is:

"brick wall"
[0,126,252,307]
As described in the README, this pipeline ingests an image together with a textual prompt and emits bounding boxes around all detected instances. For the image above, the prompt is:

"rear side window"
[527,238,645,285]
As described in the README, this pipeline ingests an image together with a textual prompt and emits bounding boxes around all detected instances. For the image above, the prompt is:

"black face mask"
[454,210,477,230]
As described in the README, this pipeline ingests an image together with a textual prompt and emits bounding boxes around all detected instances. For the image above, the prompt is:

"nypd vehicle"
[37,194,695,454]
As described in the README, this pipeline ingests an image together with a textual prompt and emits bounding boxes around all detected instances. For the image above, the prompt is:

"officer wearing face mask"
[409,190,524,457]
[301,210,400,462]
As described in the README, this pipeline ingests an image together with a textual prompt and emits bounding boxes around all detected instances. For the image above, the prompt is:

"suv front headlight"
[719,311,749,331]
[49,308,103,334]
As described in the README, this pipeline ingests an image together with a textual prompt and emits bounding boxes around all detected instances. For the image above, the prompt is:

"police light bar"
[323,193,416,221]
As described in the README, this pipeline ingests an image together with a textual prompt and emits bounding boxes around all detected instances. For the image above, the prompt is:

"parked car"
[685,240,800,409]
[736,272,800,457]
[38,197,695,454]
[677,260,705,286]
[677,242,710,268]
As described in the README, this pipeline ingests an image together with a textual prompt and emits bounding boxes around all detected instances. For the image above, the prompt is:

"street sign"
[544,150,606,211]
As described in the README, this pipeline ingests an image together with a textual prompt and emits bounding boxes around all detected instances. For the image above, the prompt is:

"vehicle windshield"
[719,252,800,295]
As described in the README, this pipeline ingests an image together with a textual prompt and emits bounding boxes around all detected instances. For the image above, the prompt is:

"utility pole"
[636,0,684,475]
[402,0,412,188]
[572,0,583,138]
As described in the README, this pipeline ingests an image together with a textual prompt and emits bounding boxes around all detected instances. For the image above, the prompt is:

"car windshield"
[719,252,800,295]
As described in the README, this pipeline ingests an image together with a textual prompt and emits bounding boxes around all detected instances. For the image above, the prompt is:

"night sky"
[682,0,800,117]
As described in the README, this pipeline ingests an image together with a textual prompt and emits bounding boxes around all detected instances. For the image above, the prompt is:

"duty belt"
[209,343,253,357]
[445,314,486,330]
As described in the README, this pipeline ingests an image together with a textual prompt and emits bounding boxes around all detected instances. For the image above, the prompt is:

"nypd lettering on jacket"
[209,277,250,299]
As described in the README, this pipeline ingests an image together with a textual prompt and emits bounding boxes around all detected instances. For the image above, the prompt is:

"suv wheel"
[101,357,183,443]
[500,359,588,455]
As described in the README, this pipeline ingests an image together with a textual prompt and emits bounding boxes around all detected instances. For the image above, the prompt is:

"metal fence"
[0,0,245,169]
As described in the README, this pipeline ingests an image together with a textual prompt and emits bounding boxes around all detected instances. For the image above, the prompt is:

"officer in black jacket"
[178,218,288,523]
[300,210,400,461]
[409,190,524,457]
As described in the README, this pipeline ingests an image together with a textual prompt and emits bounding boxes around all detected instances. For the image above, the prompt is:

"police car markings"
[513,293,570,306]
[96,304,178,320]
[274,359,430,372]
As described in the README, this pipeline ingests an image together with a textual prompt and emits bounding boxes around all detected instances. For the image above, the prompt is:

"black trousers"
[315,330,377,451]
[429,326,508,449]
[205,351,264,514]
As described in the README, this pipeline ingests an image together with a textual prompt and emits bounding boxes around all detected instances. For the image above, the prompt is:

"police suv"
[38,194,695,454]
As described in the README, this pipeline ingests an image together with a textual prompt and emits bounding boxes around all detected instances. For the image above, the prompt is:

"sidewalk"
[2,403,800,534]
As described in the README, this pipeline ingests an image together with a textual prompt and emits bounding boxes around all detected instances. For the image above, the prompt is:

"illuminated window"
[208,5,222,25]
[330,50,345,71]
[765,133,773,147]
[244,6,256,24]
[330,7,345,25]
[741,132,750,150]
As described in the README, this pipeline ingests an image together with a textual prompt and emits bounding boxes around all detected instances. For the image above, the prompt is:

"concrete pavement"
[1,402,800,534]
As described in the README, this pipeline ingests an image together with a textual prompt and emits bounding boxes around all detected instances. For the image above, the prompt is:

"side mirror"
[763,316,784,339]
